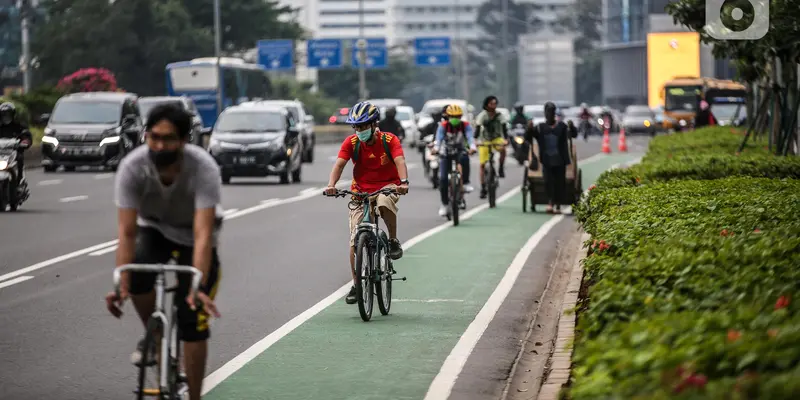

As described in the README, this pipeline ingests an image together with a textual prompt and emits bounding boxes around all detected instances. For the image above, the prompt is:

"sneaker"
[439,205,448,217]
[389,238,404,260]
[131,338,157,367]
[459,198,467,210]
[498,165,505,178]
[345,286,358,304]
[479,187,488,199]
[464,184,475,193]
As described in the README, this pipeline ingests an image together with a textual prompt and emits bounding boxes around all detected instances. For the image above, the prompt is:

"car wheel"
[221,173,231,185]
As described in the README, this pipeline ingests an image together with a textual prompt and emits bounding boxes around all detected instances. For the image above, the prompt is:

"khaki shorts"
[348,184,399,246]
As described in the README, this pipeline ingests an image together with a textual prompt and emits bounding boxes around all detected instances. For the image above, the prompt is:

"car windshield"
[50,100,120,124]
[711,103,745,121]
[215,112,284,132]
[138,99,183,119]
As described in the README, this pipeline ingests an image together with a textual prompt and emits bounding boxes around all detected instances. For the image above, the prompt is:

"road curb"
[537,232,590,400]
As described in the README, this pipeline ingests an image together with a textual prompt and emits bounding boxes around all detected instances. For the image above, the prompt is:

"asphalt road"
[0,136,650,400]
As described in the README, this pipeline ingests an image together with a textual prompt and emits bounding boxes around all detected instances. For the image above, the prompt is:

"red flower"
[721,229,730,237]
[727,329,742,342]
[588,184,597,191]
[775,295,790,310]
[767,328,778,338]
[753,228,761,233]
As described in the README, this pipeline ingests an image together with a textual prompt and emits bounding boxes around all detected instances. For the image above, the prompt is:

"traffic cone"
[618,127,628,152]
[602,127,612,154]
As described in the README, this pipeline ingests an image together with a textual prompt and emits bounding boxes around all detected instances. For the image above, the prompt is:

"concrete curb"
[537,232,590,400]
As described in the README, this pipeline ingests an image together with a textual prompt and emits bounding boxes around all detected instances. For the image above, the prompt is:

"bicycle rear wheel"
[521,168,529,213]
[136,317,163,400]
[450,171,460,226]
[354,232,374,321]
[375,242,392,316]
[487,163,497,208]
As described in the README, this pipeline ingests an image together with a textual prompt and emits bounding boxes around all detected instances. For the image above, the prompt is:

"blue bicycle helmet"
[346,101,380,125]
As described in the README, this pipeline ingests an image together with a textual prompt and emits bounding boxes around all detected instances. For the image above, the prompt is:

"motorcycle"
[423,135,439,189]
[509,124,527,165]
[0,138,31,212]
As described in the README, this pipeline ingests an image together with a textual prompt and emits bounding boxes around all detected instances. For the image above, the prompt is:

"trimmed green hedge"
[570,127,800,399]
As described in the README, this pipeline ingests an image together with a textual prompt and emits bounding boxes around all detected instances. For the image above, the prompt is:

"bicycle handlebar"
[323,188,403,198]
[113,264,203,297]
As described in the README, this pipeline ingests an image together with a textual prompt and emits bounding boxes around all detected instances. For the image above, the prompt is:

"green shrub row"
[569,127,800,399]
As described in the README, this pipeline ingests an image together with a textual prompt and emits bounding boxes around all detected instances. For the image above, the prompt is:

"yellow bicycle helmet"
[445,104,463,117]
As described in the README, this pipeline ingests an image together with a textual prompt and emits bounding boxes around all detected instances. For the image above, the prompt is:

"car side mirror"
[38,113,50,124]
[287,127,300,138]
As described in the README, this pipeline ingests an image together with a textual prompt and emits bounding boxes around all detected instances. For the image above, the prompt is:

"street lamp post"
[454,0,469,103]
[18,0,35,93]
[357,0,367,100]
[213,0,223,113]
[501,0,509,103]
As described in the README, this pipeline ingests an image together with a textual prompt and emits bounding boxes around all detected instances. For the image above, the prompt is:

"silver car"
[239,100,316,163]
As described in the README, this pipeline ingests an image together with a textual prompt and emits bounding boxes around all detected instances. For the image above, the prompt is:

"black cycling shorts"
[128,227,221,342]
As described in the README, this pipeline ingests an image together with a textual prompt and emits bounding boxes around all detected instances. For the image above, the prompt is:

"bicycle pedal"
[135,388,161,396]
[390,276,407,281]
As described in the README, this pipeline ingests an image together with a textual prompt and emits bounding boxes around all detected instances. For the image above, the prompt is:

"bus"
[165,57,272,128]
[661,77,747,127]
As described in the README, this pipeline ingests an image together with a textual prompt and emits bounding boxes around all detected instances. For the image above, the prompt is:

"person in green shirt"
[474,95,509,199]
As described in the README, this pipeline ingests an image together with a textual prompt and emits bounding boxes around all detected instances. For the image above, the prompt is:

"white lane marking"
[38,179,62,186]
[299,187,318,195]
[89,245,118,256]
[394,299,465,303]
[201,184,522,395]
[59,195,88,203]
[223,208,239,216]
[424,214,565,399]
[0,276,34,290]
[0,239,119,283]
[94,173,114,180]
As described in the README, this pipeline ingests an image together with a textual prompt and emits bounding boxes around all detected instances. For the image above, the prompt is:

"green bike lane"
[204,152,639,400]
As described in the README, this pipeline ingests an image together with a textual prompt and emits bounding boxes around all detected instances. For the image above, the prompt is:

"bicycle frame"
[355,195,389,250]
[114,264,202,395]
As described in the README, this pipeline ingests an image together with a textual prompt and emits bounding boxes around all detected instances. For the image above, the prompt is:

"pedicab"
[521,135,583,213]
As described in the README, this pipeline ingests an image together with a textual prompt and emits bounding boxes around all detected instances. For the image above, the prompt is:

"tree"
[561,0,603,104]
[181,0,305,53]
[317,56,415,106]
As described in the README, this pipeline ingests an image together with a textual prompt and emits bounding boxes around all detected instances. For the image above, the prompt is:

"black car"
[138,96,208,146]
[39,92,142,172]
[208,104,304,184]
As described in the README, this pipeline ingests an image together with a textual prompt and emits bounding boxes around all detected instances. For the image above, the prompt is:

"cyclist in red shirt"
[324,101,410,304]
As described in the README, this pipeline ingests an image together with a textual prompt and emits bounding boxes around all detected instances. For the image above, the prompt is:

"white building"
[393,0,484,46]
[517,30,575,105]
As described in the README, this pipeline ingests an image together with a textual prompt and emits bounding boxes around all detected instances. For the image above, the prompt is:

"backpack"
[351,132,394,163]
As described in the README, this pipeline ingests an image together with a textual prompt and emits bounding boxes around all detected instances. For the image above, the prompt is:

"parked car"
[622,105,657,135]
[239,99,316,163]
[39,92,142,172]
[208,104,303,184]
[138,96,207,146]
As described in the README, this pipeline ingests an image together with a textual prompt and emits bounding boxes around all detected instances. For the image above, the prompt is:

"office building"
[517,30,575,105]
[0,0,21,85]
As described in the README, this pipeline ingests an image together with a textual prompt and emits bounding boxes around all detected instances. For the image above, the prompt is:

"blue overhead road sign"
[414,37,451,67]
[307,39,343,69]
[350,38,387,69]
[257,39,294,70]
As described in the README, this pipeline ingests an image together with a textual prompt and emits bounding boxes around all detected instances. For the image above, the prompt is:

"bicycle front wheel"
[354,232,374,321]
[487,164,497,208]
[136,317,163,400]
[450,172,460,226]
[521,168,529,213]
[375,242,392,316]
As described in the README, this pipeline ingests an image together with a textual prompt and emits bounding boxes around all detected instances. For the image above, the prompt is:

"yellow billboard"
[647,32,700,107]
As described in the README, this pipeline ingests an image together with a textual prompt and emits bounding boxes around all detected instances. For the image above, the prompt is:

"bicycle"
[434,139,467,226]
[477,141,504,208]
[325,188,407,321]
[113,260,202,400]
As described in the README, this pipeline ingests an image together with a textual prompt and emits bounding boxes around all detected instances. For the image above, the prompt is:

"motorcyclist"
[0,102,33,190]
[378,106,406,142]
[510,103,528,127]
[578,103,593,140]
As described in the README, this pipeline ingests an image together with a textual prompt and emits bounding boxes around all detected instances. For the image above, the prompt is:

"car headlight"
[41,135,59,147]
[100,136,120,146]
[597,118,604,125]
[0,160,7,170]
[644,120,651,127]
[514,136,524,144]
